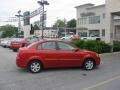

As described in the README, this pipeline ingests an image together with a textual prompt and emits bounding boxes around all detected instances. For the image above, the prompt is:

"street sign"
[30,7,43,18]
[23,11,30,25]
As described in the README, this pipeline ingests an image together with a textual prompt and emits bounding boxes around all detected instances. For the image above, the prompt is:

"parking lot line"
[82,75,120,90]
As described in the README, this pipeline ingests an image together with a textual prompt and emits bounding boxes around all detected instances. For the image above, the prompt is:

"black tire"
[13,49,17,52]
[3,46,6,48]
[28,60,42,73]
[83,59,96,70]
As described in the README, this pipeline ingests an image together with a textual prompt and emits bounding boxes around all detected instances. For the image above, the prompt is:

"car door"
[37,41,60,68]
[57,42,81,67]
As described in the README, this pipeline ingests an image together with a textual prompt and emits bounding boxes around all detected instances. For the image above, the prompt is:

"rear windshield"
[26,42,37,48]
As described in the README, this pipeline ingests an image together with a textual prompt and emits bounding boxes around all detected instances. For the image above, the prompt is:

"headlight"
[96,53,100,57]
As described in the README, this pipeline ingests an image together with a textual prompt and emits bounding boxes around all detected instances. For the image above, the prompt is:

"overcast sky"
[0,0,105,27]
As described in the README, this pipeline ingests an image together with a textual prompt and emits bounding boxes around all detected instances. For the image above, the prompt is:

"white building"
[76,0,120,43]
[106,0,120,43]
[34,28,58,38]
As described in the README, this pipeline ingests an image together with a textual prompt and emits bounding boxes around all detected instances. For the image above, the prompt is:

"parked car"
[71,35,80,40]
[16,39,101,73]
[61,35,80,41]
[61,35,72,41]
[0,38,11,48]
[80,36,101,41]
[10,38,26,51]
[0,38,6,47]
[10,37,40,52]
[6,38,18,48]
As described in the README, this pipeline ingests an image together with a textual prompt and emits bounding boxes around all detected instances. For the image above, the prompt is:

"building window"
[89,30,100,37]
[79,17,87,25]
[89,16,100,24]
[78,32,87,37]
[102,29,105,37]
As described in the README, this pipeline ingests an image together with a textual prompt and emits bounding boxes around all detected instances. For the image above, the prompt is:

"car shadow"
[16,68,29,74]
[43,67,90,73]
[16,66,101,74]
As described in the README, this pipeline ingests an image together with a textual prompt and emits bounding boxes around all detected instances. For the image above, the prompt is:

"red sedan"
[10,38,28,51]
[16,40,100,73]
[11,37,40,52]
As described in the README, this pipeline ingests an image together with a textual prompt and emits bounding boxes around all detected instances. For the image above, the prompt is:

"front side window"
[57,42,75,51]
[38,42,56,50]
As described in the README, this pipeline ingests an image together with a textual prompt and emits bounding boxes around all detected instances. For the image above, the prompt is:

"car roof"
[28,39,71,48]
[39,39,64,43]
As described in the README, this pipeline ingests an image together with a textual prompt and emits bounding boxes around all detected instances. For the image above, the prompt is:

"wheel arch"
[82,55,96,66]
[27,58,44,69]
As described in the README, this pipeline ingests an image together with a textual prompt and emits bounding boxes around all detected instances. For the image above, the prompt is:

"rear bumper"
[10,44,21,49]
[16,56,28,69]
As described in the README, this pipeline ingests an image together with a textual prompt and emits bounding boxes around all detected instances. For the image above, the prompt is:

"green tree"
[53,19,66,28]
[67,19,76,28]
[33,24,40,30]
[0,24,17,38]
[33,21,40,30]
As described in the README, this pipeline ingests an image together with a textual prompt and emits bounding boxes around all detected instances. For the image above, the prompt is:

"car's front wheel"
[83,59,95,70]
[28,60,42,73]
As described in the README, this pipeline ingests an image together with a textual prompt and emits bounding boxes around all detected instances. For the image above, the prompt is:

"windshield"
[26,42,37,48]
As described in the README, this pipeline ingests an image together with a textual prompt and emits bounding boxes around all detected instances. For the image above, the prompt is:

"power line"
[0,17,23,22]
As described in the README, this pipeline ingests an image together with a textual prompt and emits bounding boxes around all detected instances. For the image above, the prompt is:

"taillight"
[18,48,24,57]
[18,47,27,57]
[17,50,21,57]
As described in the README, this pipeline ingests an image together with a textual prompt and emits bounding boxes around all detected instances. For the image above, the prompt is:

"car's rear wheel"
[83,59,95,70]
[13,49,17,52]
[28,60,42,73]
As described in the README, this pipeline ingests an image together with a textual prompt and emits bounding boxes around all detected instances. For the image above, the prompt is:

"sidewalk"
[100,52,120,56]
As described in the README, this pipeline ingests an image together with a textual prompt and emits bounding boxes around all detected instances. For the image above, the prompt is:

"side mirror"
[72,48,79,52]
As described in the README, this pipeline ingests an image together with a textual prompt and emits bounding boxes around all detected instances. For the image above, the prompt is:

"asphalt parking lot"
[0,46,120,90]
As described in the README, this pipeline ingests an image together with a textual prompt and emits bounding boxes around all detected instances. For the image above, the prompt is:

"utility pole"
[111,14,114,52]
[15,10,23,37]
[37,0,49,39]
[56,17,59,38]
[64,19,67,37]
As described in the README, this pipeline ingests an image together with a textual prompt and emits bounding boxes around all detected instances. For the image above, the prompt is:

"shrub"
[72,40,85,48]
[113,41,120,52]
[72,40,111,54]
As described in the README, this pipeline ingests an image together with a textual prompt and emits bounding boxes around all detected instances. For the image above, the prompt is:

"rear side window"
[38,42,56,50]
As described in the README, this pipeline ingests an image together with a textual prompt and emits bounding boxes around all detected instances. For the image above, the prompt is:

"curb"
[99,52,120,56]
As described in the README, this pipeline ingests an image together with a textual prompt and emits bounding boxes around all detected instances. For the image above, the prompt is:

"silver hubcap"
[85,60,94,70]
[30,62,41,72]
